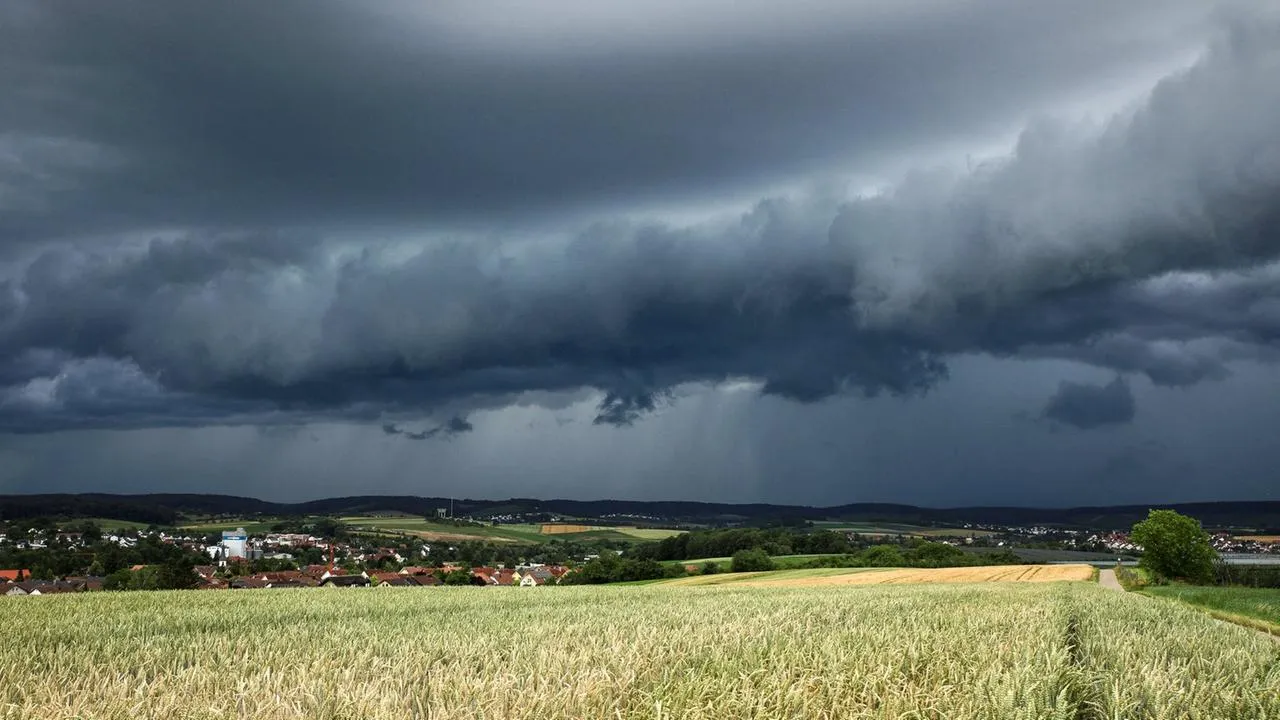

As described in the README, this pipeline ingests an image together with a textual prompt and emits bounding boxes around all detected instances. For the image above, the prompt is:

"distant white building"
[222,528,248,559]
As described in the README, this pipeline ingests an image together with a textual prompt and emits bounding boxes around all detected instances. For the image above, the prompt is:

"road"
[1098,568,1124,592]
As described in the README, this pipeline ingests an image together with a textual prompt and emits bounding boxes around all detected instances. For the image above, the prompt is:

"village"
[0,524,581,596]
[3,515,1278,597]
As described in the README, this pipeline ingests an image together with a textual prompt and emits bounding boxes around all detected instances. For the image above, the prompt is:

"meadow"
[1144,585,1280,636]
[812,521,997,537]
[660,553,853,571]
[177,519,283,534]
[2,580,1277,719]
[660,567,889,586]
[84,517,151,532]
[341,516,684,543]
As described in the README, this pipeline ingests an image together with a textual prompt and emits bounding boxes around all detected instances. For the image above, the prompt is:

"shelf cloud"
[1,1,1278,504]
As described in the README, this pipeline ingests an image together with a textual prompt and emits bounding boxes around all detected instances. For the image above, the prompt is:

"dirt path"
[1098,568,1124,592]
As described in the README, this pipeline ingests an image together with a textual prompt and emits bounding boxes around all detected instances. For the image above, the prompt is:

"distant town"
[2,497,1278,596]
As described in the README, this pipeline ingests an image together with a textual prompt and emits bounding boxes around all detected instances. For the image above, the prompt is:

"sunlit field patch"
[744,563,1095,587]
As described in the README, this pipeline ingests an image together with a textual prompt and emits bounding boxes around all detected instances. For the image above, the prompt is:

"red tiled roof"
[471,570,498,584]
[256,571,305,582]
[0,569,31,581]
[231,577,269,589]
[320,575,370,587]
[377,576,415,586]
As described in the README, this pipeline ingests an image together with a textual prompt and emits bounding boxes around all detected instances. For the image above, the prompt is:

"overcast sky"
[2,1,1280,507]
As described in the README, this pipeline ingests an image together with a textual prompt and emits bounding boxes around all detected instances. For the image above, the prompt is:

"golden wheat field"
[1,581,1278,720]
[745,563,1094,587]
[539,523,597,534]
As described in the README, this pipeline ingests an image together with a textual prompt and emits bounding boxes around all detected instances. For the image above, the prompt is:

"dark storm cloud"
[380,415,473,441]
[1042,377,1136,430]
[593,391,670,427]
[1,6,1280,432]
[0,1,1209,243]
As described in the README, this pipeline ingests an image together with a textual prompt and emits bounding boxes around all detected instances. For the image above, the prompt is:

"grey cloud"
[0,355,270,433]
[1030,335,1232,388]
[1042,377,1137,430]
[0,1,1212,245]
[593,391,670,427]
[381,415,474,441]
[1,9,1279,432]
[444,416,473,434]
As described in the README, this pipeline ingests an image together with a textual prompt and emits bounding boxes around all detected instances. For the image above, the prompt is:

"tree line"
[628,528,858,561]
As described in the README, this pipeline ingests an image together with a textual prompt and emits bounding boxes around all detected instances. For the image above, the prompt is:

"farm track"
[1098,569,1124,592]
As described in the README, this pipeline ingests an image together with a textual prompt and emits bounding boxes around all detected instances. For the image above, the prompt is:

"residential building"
[320,575,371,588]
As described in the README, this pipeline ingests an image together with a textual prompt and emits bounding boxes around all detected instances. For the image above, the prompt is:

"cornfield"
[0,583,1276,719]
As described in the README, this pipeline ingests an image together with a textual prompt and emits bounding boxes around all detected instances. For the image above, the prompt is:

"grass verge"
[1142,585,1280,638]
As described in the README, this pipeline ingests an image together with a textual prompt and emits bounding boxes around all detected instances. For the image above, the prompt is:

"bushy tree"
[1131,509,1216,584]
[442,570,473,586]
[730,549,775,573]
[103,569,132,591]
[860,545,905,567]
[156,558,200,590]
[562,555,670,584]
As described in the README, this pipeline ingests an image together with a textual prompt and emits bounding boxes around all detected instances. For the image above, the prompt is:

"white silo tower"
[221,528,248,559]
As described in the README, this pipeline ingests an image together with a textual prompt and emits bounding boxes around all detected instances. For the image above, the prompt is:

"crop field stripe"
[740,564,1095,587]
[539,523,596,534]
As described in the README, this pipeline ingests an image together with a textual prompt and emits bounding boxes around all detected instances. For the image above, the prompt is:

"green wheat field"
[1,582,1277,719]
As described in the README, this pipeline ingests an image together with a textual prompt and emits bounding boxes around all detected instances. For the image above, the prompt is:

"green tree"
[730,549,775,573]
[860,545,905,568]
[1130,509,1217,584]
[156,558,200,590]
[103,569,132,591]
[442,570,473,586]
[74,521,103,543]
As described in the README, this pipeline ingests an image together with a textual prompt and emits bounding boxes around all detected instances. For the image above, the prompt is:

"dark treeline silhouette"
[4,493,1280,529]
[628,528,855,561]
